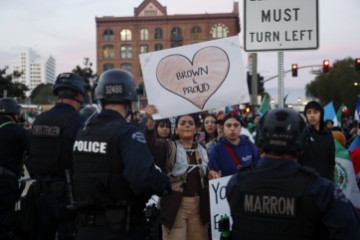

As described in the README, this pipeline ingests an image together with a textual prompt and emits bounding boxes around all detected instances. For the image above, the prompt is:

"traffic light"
[355,58,360,71]
[323,60,330,73]
[291,64,298,77]
[257,74,264,95]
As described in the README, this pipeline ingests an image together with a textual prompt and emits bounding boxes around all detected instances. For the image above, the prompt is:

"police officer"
[0,97,30,240]
[27,73,86,240]
[72,69,170,240]
[226,108,360,240]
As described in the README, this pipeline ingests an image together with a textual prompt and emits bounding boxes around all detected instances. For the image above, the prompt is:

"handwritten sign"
[209,175,232,240]
[140,36,249,119]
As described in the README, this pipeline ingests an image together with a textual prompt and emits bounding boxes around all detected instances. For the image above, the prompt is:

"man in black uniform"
[226,108,360,240]
[0,97,30,240]
[27,73,86,240]
[72,69,170,240]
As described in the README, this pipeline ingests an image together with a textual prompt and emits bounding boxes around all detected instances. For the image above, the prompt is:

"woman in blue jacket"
[208,113,260,179]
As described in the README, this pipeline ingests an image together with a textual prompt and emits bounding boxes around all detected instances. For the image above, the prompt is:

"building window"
[211,24,229,39]
[103,63,114,71]
[154,43,163,51]
[120,29,132,41]
[140,28,149,40]
[103,29,114,41]
[120,63,132,73]
[191,26,202,40]
[103,45,115,59]
[140,44,149,54]
[121,45,132,59]
[155,28,163,39]
[171,27,183,41]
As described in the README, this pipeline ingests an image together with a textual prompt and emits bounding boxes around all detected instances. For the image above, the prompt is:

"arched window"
[211,24,229,39]
[140,44,149,54]
[191,26,202,40]
[120,45,132,59]
[120,63,132,73]
[154,43,163,51]
[171,27,182,41]
[140,29,149,40]
[102,45,115,59]
[154,28,163,40]
[103,63,114,71]
[103,29,114,41]
[120,29,132,41]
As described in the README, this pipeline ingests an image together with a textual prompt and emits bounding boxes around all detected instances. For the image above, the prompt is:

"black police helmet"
[95,69,138,103]
[255,108,307,154]
[53,73,86,96]
[0,97,21,115]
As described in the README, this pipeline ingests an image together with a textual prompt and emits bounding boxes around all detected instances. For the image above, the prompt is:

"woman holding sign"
[208,112,260,179]
[144,105,210,240]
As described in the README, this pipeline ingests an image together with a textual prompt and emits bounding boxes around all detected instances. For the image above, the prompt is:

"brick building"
[95,0,240,108]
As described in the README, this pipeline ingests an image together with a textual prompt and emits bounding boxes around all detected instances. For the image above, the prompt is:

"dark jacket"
[227,157,360,240]
[298,125,335,181]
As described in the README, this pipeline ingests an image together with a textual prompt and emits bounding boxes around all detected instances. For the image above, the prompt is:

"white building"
[14,48,56,95]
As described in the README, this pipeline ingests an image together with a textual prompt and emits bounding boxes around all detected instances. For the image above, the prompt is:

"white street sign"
[244,0,319,51]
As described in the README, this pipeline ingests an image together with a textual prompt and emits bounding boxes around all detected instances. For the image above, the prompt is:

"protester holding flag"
[298,100,336,181]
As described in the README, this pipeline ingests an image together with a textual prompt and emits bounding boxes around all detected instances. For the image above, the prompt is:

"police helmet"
[53,73,86,96]
[95,69,138,103]
[255,108,307,154]
[0,97,21,115]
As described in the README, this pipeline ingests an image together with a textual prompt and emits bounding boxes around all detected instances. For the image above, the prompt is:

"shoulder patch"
[132,132,146,143]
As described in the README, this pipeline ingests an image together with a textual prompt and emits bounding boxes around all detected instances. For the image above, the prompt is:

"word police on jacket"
[73,140,107,154]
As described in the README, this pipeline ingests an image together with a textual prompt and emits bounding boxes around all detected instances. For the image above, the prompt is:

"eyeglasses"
[224,123,240,128]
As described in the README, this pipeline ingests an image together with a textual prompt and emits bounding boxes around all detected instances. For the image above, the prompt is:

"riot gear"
[0,97,21,115]
[53,72,86,96]
[95,69,138,103]
[255,108,306,154]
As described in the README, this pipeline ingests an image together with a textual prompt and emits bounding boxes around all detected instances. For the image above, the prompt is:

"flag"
[334,140,360,211]
[257,95,271,116]
[355,97,360,121]
[323,102,338,126]
[336,104,348,124]
[349,146,360,187]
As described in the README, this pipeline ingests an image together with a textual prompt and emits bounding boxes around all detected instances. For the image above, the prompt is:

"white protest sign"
[139,36,249,119]
[244,0,319,51]
[209,175,232,240]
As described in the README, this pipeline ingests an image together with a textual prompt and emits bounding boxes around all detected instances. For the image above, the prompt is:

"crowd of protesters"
[1,71,360,240]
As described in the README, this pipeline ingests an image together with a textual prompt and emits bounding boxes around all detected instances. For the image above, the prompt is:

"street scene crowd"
[1,69,360,240]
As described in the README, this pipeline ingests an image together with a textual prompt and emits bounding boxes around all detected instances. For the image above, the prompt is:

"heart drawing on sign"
[156,46,230,109]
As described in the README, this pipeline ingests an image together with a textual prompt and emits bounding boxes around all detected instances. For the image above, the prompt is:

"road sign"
[244,0,319,52]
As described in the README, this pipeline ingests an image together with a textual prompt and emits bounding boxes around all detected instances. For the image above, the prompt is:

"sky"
[1,0,360,101]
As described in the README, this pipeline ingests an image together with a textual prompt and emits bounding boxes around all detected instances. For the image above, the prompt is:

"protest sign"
[140,36,249,119]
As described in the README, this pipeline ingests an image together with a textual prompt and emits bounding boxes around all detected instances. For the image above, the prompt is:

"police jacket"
[28,103,85,179]
[0,116,30,177]
[226,157,360,240]
[72,109,169,210]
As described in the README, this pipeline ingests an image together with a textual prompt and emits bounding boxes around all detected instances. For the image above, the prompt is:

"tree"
[305,58,360,116]
[0,66,29,101]
[72,58,98,104]
[30,83,57,104]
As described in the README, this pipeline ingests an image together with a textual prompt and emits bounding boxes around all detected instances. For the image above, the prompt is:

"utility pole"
[250,53,258,106]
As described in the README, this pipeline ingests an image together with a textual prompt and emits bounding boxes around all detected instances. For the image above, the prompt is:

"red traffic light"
[323,60,330,73]
[355,58,360,71]
[291,64,298,77]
